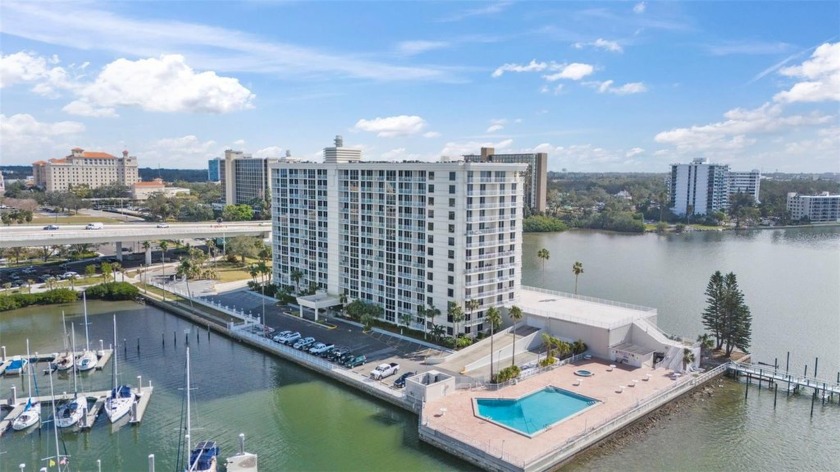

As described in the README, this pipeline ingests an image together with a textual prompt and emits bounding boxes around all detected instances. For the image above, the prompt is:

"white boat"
[12,339,41,431]
[45,369,71,471]
[53,311,75,372]
[104,315,134,423]
[183,347,219,472]
[5,356,27,375]
[57,324,85,428]
[75,293,98,372]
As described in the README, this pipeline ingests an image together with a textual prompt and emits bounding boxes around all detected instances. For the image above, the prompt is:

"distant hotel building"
[463,147,547,213]
[221,150,278,206]
[786,192,840,222]
[208,157,222,182]
[669,158,761,216]
[32,148,139,192]
[271,136,527,336]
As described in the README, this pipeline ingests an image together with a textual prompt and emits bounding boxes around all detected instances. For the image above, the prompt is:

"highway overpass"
[0,222,272,263]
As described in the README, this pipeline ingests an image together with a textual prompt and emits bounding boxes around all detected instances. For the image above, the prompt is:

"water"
[475,387,598,436]
[0,301,471,472]
[1,226,838,471]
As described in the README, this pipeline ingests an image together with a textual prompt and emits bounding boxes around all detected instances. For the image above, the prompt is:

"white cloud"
[589,80,648,95]
[254,146,283,158]
[232,139,246,147]
[626,147,645,157]
[1,2,453,82]
[706,40,791,56]
[0,51,76,97]
[486,119,507,133]
[492,59,549,78]
[67,55,255,115]
[380,147,428,161]
[773,42,840,103]
[633,2,647,14]
[440,138,514,157]
[397,40,450,56]
[654,102,832,152]
[423,131,442,138]
[61,100,118,118]
[0,113,86,162]
[574,39,623,53]
[353,115,428,137]
[440,1,513,22]
[526,142,646,170]
[137,135,221,167]
[543,63,595,81]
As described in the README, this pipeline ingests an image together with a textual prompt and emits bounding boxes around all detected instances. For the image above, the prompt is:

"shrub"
[0,288,78,312]
[85,282,139,301]
[523,215,569,233]
[493,365,521,383]
[539,357,556,368]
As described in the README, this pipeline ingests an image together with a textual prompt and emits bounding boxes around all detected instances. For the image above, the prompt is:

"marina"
[0,348,114,375]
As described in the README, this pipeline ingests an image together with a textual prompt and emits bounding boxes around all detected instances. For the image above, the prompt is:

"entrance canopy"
[296,292,342,310]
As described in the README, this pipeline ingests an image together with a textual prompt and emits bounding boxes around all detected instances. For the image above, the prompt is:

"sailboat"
[12,339,41,431]
[56,324,85,429]
[104,315,134,423]
[44,369,71,471]
[53,311,75,372]
[183,347,219,472]
[75,292,98,372]
[4,355,27,375]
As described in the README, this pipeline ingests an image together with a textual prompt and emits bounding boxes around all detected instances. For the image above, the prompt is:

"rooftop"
[514,287,656,330]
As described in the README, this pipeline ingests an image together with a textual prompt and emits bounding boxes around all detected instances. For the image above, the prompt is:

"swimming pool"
[474,386,599,437]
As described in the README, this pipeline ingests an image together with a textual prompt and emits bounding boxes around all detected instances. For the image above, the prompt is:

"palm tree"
[509,305,523,367]
[416,305,427,338]
[431,324,446,342]
[111,262,122,283]
[399,313,413,331]
[465,299,480,337]
[537,248,550,283]
[682,348,696,371]
[448,302,464,338]
[290,268,303,293]
[486,306,502,382]
[572,261,584,295]
[425,305,441,339]
[697,333,714,361]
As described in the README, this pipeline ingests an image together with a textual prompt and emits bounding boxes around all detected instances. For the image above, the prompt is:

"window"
[449,171,456,181]
[427,222,434,231]
[448,250,455,259]
[448,275,454,284]
[447,288,454,297]
[427,247,434,256]
[448,262,454,271]
[427,273,434,281]
[448,237,455,246]
[449,185,456,194]
[448,212,455,221]
[428,184,435,193]
[428,197,434,205]
[449,224,455,233]
[429,172,435,180]
[449,198,455,207]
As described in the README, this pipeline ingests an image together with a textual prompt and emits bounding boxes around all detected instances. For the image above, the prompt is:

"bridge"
[0,222,272,263]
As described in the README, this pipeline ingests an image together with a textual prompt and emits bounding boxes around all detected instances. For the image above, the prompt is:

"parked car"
[272,330,292,343]
[327,346,350,361]
[280,332,301,345]
[370,362,400,380]
[85,222,104,230]
[393,371,416,388]
[293,337,316,350]
[43,224,60,230]
[345,355,367,368]
[156,223,170,228]
[61,272,80,279]
[308,342,334,355]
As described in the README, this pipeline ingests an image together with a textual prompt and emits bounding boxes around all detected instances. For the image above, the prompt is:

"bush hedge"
[493,365,521,383]
[0,288,78,312]
[84,282,139,301]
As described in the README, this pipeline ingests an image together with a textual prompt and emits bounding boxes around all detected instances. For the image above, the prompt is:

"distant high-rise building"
[0,170,5,196]
[220,150,277,206]
[271,138,527,337]
[208,157,222,182]
[32,148,139,192]
[728,170,761,203]
[787,192,840,222]
[463,147,547,213]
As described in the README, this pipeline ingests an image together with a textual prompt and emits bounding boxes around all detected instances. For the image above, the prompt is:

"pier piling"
[137,337,140,355]
[814,357,818,378]
[758,369,762,391]
[773,381,778,409]
[785,351,790,373]
[810,390,816,418]
[744,375,749,400]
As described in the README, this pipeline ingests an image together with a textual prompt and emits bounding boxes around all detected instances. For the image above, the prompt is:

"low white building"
[131,178,191,200]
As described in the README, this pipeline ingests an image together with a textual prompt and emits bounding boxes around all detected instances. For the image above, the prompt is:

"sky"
[1,1,838,173]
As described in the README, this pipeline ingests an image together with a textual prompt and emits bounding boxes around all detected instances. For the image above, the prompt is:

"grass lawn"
[30,215,127,225]
[212,261,253,283]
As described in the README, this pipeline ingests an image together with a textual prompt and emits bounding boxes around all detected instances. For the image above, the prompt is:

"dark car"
[344,355,367,368]
[393,371,416,388]
[337,351,356,365]
[327,346,349,361]
[43,224,60,230]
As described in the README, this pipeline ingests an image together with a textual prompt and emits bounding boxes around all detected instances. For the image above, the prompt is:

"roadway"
[0,221,272,248]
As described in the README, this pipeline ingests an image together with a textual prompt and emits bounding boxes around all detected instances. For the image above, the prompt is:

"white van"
[85,222,104,230]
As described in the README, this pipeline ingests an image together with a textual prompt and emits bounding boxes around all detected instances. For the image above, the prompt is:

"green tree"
[465,299,480,337]
[290,268,303,293]
[682,348,696,371]
[697,333,714,361]
[85,264,97,279]
[448,302,464,338]
[100,261,113,282]
[399,313,413,330]
[722,272,752,357]
[701,271,726,350]
[222,204,254,221]
[425,305,441,339]
[486,306,502,382]
[227,236,258,265]
[508,305,523,367]
[572,261,584,294]
[537,248,550,283]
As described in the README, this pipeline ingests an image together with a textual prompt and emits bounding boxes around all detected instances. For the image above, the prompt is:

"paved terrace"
[422,359,687,470]
[515,286,657,329]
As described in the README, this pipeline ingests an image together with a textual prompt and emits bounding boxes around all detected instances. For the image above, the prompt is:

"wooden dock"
[728,363,840,400]
[0,348,114,376]
[0,383,154,436]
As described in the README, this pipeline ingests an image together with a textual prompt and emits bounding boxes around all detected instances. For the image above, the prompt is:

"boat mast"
[61,310,68,352]
[71,323,78,395]
[83,292,91,351]
[47,369,64,471]
[186,346,192,471]
[25,339,33,398]
[112,314,118,390]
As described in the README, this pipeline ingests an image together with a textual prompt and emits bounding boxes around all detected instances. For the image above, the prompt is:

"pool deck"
[420,359,706,471]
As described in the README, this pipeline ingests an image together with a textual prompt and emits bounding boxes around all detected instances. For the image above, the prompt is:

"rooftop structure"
[32,148,139,192]
[464,147,548,213]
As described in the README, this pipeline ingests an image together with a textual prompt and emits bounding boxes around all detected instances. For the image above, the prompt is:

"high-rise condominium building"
[221,150,278,206]
[208,157,222,182]
[669,158,730,216]
[729,170,761,203]
[271,140,527,337]
[786,192,840,222]
[32,148,139,192]
[463,147,548,213]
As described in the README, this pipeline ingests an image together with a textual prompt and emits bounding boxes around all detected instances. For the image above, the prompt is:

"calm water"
[1,226,838,471]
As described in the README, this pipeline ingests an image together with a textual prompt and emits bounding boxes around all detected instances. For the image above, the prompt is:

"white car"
[370,363,400,380]
[156,223,170,228]
[293,337,316,350]
[308,343,334,355]
[272,330,292,343]
[280,332,301,345]
[61,272,80,279]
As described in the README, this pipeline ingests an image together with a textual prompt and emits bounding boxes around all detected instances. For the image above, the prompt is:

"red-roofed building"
[131,178,190,200]
[33,148,139,192]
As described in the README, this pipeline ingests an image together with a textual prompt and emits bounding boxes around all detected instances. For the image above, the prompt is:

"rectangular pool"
[474,386,599,437]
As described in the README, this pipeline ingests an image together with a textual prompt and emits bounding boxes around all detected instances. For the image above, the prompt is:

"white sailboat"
[75,292,98,372]
[53,311,75,372]
[184,347,219,472]
[12,339,41,431]
[104,315,134,423]
[56,323,85,428]
[45,369,71,471]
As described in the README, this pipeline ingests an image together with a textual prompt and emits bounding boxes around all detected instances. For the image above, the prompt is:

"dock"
[728,363,840,399]
[0,383,154,436]
[0,347,114,376]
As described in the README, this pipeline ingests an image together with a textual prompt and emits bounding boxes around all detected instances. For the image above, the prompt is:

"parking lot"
[202,289,460,388]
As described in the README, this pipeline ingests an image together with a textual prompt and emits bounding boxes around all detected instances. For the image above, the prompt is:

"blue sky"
[1,1,838,172]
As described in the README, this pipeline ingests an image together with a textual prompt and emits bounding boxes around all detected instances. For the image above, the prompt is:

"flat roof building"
[669,158,730,216]
[208,157,222,182]
[32,148,139,192]
[221,150,277,206]
[729,170,761,204]
[464,147,548,213]
[787,192,840,222]
[272,139,528,337]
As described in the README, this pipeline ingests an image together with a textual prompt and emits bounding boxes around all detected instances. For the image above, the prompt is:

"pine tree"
[701,271,725,350]
[722,273,751,356]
